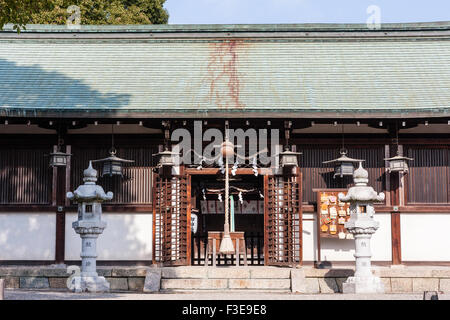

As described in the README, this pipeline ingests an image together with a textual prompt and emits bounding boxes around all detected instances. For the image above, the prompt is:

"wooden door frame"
[186,167,270,266]
[154,167,303,266]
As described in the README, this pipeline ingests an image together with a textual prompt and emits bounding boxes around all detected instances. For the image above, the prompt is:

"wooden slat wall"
[405,145,450,204]
[0,148,51,204]
[71,146,156,204]
[298,145,385,204]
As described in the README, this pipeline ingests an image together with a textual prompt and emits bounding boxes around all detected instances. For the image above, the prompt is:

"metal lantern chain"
[110,123,116,155]
[48,121,72,168]
[91,122,134,177]
[384,121,414,173]
[323,122,364,178]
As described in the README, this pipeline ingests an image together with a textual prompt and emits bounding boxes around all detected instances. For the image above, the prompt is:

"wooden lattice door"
[152,173,191,266]
[264,169,302,266]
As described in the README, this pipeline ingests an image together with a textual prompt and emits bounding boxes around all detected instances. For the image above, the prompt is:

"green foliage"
[0,0,168,31]
[0,0,53,31]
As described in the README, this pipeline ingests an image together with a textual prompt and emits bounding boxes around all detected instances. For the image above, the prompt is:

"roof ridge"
[1,21,450,33]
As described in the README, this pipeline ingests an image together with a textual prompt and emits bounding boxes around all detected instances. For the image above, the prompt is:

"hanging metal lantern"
[92,148,134,177]
[48,138,71,168]
[279,146,302,168]
[49,150,72,167]
[384,152,413,173]
[384,123,414,173]
[153,148,179,168]
[323,149,364,178]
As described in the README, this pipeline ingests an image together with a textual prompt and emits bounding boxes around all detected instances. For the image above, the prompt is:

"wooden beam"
[389,138,402,265]
[151,172,157,265]
[263,174,269,266]
[54,165,66,264]
[391,211,402,265]
[297,168,303,266]
[384,144,391,206]
[51,145,57,207]
[186,173,192,266]
[54,144,70,264]
[186,168,273,176]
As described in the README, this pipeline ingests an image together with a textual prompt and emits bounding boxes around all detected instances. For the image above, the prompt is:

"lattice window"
[153,174,190,265]
[265,173,302,266]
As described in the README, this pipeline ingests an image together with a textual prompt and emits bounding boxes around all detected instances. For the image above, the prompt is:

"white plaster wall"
[302,212,392,262]
[0,213,56,260]
[65,213,152,261]
[401,213,450,261]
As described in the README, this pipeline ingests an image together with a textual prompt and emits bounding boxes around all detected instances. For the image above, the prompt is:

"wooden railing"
[191,232,264,266]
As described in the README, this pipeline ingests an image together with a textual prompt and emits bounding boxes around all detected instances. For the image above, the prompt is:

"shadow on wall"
[65,213,152,262]
[98,214,152,261]
[0,58,131,116]
[0,213,55,260]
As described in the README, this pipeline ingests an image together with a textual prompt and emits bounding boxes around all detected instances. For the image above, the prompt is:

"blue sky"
[165,0,450,24]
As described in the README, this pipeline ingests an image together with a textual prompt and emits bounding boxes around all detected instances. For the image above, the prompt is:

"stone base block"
[20,277,49,289]
[228,279,290,290]
[0,279,4,300]
[128,277,145,291]
[343,276,384,294]
[107,278,128,291]
[69,276,110,293]
[143,269,161,293]
[161,279,228,290]
[49,277,69,289]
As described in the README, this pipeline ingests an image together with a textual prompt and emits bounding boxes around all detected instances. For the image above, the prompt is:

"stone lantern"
[338,162,385,294]
[66,161,113,292]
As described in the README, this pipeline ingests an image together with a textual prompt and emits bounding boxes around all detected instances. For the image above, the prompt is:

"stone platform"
[1,265,450,293]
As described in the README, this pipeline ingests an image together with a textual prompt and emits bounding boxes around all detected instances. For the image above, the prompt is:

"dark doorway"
[190,174,265,265]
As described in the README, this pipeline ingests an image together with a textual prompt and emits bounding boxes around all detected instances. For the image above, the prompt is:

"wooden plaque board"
[313,188,351,267]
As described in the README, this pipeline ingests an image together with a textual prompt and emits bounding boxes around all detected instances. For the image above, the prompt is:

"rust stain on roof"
[207,40,246,110]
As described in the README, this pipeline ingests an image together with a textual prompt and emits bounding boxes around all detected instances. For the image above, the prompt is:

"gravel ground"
[3,289,449,300]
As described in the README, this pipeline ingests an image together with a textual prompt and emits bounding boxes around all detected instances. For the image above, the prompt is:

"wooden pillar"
[388,134,402,265]
[297,167,303,266]
[263,174,269,266]
[55,144,70,264]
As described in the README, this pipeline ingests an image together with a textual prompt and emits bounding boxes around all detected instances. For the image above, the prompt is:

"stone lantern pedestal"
[338,162,385,294]
[67,162,113,293]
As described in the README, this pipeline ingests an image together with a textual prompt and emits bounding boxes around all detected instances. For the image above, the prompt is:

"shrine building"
[0,22,449,270]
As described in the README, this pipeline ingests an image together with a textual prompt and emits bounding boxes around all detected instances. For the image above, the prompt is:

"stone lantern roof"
[339,162,385,203]
[67,161,113,202]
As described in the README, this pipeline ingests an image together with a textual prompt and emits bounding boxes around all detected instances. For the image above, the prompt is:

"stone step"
[161,266,292,280]
[158,267,293,291]
[161,278,291,291]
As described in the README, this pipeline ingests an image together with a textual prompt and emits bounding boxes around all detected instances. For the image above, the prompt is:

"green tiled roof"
[0,23,449,118]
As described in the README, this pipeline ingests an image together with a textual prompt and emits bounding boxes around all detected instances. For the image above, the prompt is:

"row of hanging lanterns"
[48,123,134,177]
[47,121,414,175]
